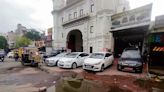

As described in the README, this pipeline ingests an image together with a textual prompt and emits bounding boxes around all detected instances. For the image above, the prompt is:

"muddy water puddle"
[54,72,164,92]
[55,77,132,92]
[134,78,164,92]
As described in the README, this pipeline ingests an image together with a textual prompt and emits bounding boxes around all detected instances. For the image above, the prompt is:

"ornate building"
[52,0,129,53]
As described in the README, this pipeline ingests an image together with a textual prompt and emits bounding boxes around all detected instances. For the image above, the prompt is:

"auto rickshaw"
[20,47,41,66]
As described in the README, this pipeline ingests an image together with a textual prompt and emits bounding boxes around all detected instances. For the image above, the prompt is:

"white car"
[58,52,89,69]
[45,53,67,66]
[83,52,114,72]
[7,52,14,58]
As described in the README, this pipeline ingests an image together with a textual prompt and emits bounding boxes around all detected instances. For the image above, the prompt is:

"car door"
[78,53,89,66]
[104,53,112,67]
[107,53,114,65]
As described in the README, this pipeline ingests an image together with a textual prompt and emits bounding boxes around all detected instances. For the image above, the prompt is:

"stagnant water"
[54,77,132,92]
[47,77,164,92]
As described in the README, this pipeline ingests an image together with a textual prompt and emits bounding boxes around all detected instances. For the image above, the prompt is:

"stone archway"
[67,30,83,52]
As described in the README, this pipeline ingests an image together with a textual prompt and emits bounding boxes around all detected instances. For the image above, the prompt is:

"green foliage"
[24,29,41,41]
[15,36,31,48]
[0,36,8,49]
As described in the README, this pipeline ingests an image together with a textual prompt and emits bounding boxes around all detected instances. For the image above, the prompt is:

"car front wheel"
[72,63,77,69]
[117,64,122,71]
[101,64,105,72]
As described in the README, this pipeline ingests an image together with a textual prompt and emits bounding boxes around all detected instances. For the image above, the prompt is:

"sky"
[0,0,53,33]
[0,0,164,33]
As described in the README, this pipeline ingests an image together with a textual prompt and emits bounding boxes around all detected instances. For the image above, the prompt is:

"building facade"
[110,4,152,56]
[15,24,27,37]
[52,0,129,53]
[147,15,164,75]
[7,31,16,49]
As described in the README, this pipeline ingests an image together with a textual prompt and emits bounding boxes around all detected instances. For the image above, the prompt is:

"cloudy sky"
[0,0,163,33]
[0,0,53,33]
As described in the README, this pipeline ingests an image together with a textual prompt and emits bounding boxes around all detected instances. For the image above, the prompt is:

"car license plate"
[86,65,92,68]
[59,64,63,66]
[125,67,133,71]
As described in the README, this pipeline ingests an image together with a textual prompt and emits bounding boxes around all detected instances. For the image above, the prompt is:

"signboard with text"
[111,4,152,29]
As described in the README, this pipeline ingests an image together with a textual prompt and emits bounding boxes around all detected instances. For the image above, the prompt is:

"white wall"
[52,0,130,52]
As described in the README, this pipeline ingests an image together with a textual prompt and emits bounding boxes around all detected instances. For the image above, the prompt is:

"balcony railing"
[62,13,90,26]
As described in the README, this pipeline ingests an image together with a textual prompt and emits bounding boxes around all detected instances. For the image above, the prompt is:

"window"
[74,12,77,18]
[80,9,83,17]
[79,53,89,57]
[123,7,126,12]
[62,33,64,38]
[90,26,93,33]
[129,15,135,21]
[91,4,94,12]
[90,53,104,59]
[69,14,72,20]
[62,17,64,23]
[105,53,112,57]
[90,47,93,53]
[122,17,128,23]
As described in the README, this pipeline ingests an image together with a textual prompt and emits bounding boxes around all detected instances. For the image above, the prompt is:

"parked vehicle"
[45,52,67,66]
[117,48,143,73]
[83,52,114,72]
[43,50,62,61]
[7,51,14,58]
[20,47,41,66]
[0,50,5,62]
[58,52,89,69]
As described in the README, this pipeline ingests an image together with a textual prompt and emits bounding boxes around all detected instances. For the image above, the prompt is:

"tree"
[0,36,8,49]
[15,36,31,48]
[24,29,41,41]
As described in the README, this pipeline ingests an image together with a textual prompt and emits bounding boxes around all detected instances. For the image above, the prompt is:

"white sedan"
[58,52,89,69]
[45,53,67,66]
[7,52,14,58]
[83,52,114,72]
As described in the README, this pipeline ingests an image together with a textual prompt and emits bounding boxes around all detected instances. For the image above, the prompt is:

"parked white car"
[83,52,114,72]
[45,53,67,66]
[7,52,14,58]
[58,52,89,69]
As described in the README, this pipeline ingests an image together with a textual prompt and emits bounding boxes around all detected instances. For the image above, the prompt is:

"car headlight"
[94,62,101,65]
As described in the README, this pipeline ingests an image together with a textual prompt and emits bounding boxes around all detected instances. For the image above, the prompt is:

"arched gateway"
[67,30,83,52]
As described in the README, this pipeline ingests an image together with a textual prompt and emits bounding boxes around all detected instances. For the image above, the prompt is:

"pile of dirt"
[134,78,164,92]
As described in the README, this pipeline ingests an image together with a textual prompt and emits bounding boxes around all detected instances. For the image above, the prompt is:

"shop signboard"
[111,4,152,29]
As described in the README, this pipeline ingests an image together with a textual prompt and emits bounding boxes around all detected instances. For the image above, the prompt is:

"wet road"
[0,58,59,92]
[0,58,164,92]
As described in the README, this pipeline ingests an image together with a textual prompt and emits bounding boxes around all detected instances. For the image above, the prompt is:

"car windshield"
[89,53,105,59]
[121,50,141,59]
[66,53,78,58]
[56,53,66,57]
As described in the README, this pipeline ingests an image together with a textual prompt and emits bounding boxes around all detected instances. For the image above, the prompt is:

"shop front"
[148,32,164,75]
[110,4,152,57]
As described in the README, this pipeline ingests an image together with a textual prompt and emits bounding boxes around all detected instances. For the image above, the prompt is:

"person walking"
[14,52,19,61]
[143,50,148,64]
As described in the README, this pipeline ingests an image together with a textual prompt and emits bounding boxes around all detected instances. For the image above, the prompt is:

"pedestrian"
[14,52,19,61]
[143,50,148,64]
